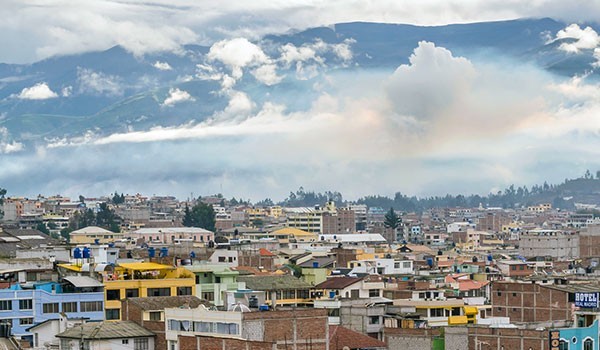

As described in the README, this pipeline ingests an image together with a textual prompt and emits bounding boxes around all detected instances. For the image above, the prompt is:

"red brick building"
[491,281,574,323]
[122,296,208,350]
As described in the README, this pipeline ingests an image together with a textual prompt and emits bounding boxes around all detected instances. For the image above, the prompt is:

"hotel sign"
[574,292,600,308]
[549,330,560,350]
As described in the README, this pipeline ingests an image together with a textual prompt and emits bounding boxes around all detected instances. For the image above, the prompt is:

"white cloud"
[16,82,58,100]
[162,88,195,106]
[207,38,269,79]
[4,1,600,64]
[555,24,600,53]
[0,127,24,154]
[153,61,173,71]
[251,64,283,85]
[386,41,476,120]
[61,86,72,97]
[77,67,123,96]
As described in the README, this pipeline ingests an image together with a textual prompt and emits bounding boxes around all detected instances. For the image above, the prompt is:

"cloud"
[77,67,123,96]
[207,38,269,79]
[251,64,283,85]
[16,82,58,100]
[555,24,600,53]
[162,88,195,106]
[4,40,600,201]
[0,127,24,154]
[5,1,600,64]
[385,41,476,120]
[153,61,173,71]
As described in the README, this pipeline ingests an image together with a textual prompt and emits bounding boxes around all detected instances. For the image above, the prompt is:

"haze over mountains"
[1,18,600,200]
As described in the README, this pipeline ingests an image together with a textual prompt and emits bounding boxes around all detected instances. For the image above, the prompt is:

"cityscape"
[3,1,600,350]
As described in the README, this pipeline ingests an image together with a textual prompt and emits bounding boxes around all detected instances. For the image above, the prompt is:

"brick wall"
[491,282,570,323]
[468,326,548,350]
[122,300,168,350]
[243,309,328,350]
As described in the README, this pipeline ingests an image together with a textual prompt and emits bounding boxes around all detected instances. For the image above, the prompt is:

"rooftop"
[56,321,155,340]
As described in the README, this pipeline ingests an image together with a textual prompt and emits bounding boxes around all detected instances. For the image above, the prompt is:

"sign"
[549,330,560,350]
[575,292,600,308]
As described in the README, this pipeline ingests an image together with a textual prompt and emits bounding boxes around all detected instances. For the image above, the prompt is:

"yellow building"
[69,226,124,244]
[102,262,196,320]
[271,227,318,243]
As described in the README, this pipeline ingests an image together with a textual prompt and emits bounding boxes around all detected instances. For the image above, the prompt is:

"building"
[69,226,123,244]
[184,263,245,306]
[490,281,589,323]
[322,204,356,235]
[519,229,579,260]
[284,207,323,233]
[131,227,214,245]
[122,296,207,350]
[165,306,329,350]
[236,275,312,307]
[0,277,105,343]
[57,321,155,350]
[58,261,197,321]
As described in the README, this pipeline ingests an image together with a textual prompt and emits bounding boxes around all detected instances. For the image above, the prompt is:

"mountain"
[0,18,597,147]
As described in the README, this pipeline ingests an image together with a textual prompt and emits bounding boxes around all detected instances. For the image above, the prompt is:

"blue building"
[550,320,598,350]
[0,276,104,343]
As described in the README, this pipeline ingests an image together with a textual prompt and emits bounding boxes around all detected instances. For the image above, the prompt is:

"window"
[149,312,161,321]
[126,289,139,298]
[283,290,295,299]
[451,307,461,316]
[584,338,593,350]
[80,301,103,312]
[216,322,239,335]
[202,292,214,301]
[61,339,73,350]
[327,309,340,317]
[43,303,59,313]
[194,321,211,332]
[19,318,33,325]
[122,340,129,345]
[134,338,149,350]
[62,302,77,313]
[297,290,310,299]
[105,308,120,320]
[0,300,11,311]
[106,289,121,300]
[430,308,445,317]
[177,287,192,296]
[369,316,380,324]
[169,320,181,331]
[369,289,380,297]
[559,340,568,350]
[19,299,32,310]
[148,288,170,297]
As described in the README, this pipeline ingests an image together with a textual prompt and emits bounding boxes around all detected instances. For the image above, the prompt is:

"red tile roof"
[259,248,275,257]
[329,325,387,349]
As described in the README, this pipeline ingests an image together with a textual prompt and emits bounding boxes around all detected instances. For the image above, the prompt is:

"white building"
[347,259,414,275]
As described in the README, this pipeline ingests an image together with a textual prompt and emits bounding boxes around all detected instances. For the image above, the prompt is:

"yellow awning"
[448,316,468,325]
[464,306,478,315]
[57,263,82,272]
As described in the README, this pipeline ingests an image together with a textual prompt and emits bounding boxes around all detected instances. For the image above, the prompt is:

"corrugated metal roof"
[56,321,155,340]
[237,275,312,291]
[63,276,104,288]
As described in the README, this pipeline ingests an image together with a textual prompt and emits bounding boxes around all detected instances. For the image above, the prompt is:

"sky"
[2,0,600,64]
[1,1,600,202]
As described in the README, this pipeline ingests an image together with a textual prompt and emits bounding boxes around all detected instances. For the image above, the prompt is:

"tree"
[384,207,402,241]
[36,223,49,235]
[0,187,5,219]
[112,192,125,205]
[182,204,193,227]
[185,202,216,231]
[78,195,85,203]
